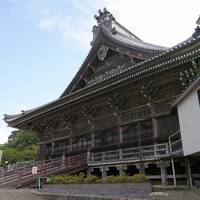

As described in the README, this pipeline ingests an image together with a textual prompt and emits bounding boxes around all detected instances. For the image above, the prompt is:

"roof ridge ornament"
[94,8,115,24]
[91,8,116,46]
[192,15,200,38]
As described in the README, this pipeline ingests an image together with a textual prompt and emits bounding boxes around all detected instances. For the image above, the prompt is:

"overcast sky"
[0,0,200,144]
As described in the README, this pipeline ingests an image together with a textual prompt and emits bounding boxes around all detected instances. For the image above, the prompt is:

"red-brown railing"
[17,153,88,188]
[0,153,88,188]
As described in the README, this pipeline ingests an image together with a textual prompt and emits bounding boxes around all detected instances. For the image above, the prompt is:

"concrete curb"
[33,191,148,200]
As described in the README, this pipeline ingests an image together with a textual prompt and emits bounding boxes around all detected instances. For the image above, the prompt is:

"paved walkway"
[0,187,200,200]
[151,189,200,200]
[0,188,42,200]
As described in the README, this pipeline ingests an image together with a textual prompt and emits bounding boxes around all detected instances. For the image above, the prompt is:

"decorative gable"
[71,48,143,92]
[60,8,167,97]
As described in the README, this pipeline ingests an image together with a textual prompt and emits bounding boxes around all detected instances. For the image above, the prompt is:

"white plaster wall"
[177,85,200,156]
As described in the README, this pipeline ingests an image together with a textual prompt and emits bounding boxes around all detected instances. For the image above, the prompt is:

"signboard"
[0,150,2,165]
[32,166,38,174]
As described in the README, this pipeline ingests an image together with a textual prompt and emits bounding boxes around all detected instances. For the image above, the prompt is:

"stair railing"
[168,130,183,156]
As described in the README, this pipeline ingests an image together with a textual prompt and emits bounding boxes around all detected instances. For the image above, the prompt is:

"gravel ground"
[40,183,152,199]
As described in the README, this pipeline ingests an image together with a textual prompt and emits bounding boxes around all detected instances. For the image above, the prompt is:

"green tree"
[0,130,38,166]
[7,130,38,149]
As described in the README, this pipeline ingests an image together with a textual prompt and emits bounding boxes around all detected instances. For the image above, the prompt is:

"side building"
[4,9,200,186]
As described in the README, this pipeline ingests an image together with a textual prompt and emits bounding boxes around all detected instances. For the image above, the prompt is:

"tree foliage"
[0,130,38,165]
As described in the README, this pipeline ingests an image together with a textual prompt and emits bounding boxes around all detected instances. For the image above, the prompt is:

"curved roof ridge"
[60,9,168,97]
[102,25,168,51]
[113,20,142,41]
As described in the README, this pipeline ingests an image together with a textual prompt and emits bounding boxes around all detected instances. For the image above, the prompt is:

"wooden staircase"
[0,153,88,188]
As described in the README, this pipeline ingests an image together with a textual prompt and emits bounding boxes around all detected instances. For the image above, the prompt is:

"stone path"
[151,189,200,200]
[0,188,43,200]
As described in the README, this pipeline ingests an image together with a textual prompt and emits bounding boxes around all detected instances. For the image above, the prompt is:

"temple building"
[4,9,200,186]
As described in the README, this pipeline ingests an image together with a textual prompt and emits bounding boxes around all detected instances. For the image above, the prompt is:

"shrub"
[117,175,128,183]
[104,176,117,183]
[128,174,149,183]
[95,178,103,183]
[103,175,129,183]
[84,175,99,183]
[77,172,85,183]
[49,173,149,184]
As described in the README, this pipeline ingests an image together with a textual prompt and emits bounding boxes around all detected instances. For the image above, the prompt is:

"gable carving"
[86,51,138,86]
[97,45,109,61]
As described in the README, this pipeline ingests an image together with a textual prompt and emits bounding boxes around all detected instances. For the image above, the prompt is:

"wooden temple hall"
[4,9,200,186]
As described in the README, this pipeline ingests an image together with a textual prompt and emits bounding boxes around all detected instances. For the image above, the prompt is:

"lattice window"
[94,129,118,147]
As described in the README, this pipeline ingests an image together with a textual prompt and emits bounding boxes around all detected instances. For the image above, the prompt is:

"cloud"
[37,16,92,50]
[0,126,16,144]
[38,18,56,31]
[0,102,30,144]
[9,0,200,49]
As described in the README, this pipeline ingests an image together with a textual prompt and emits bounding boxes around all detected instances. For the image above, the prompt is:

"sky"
[0,0,200,144]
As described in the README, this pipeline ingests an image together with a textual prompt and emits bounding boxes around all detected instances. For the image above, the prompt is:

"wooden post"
[87,167,92,176]
[69,130,72,153]
[91,132,95,148]
[87,150,90,164]
[17,170,22,188]
[151,104,159,140]
[159,161,168,186]
[101,166,107,178]
[50,140,54,157]
[171,158,177,187]
[62,154,65,167]
[91,152,94,163]
[118,126,123,143]
[152,118,159,139]
[154,144,158,159]
[102,152,105,161]
[119,149,122,160]
[137,122,143,174]
[185,157,193,188]
[169,135,177,187]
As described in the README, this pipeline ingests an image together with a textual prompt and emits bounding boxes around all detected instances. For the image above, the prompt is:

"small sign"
[0,150,3,165]
[32,166,38,174]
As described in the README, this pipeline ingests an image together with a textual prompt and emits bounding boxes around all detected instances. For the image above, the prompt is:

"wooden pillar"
[160,165,167,186]
[100,166,107,178]
[51,141,54,156]
[171,158,177,187]
[69,132,72,153]
[185,157,193,188]
[38,144,46,161]
[151,104,159,139]
[118,126,123,143]
[91,132,95,148]
[62,154,65,167]
[158,161,168,186]
[69,137,72,152]
[87,167,92,176]
[50,134,55,157]
[152,118,159,139]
